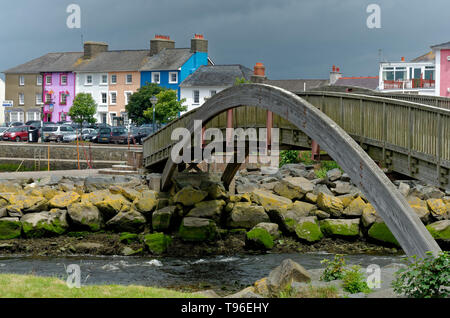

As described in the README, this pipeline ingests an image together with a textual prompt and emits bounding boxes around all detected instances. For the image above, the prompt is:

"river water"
[0,252,405,294]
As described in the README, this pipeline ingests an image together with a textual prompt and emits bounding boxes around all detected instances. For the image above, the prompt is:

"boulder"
[326,168,342,181]
[313,210,331,220]
[273,177,313,200]
[119,232,140,244]
[251,189,292,212]
[398,182,410,197]
[285,201,317,217]
[426,220,450,240]
[95,194,131,219]
[313,184,334,196]
[361,203,381,228]
[21,210,69,238]
[200,181,228,200]
[105,210,146,233]
[319,219,360,238]
[426,198,448,220]
[178,217,218,242]
[294,216,323,242]
[304,193,318,204]
[49,191,80,209]
[152,206,177,232]
[133,190,158,214]
[266,259,311,296]
[332,181,354,195]
[186,200,226,223]
[246,227,274,250]
[173,186,208,206]
[67,201,103,231]
[342,196,366,217]
[410,205,430,223]
[317,192,344,217]
[254,222,280,239]
[227,202,270,229]
[144,232,172,254]
[226,286,263,298]
[0,217,22,240]
[368,222,400,246]
[81,190,110,205]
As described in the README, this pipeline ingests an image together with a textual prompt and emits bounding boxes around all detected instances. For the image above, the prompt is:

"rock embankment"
[0,163,448,256]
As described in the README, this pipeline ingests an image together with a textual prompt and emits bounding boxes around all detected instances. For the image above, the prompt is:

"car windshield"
[43,126,58,132]
[10,127,22,132]
[99,128,110,134]
[0,127,7,132]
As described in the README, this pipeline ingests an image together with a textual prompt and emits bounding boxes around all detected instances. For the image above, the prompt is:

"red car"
[2,125,37,142]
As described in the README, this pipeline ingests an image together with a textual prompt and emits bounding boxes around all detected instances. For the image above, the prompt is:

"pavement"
[0,169,102,180]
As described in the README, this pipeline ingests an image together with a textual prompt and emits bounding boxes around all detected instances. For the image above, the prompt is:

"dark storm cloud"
[1,0,450,80]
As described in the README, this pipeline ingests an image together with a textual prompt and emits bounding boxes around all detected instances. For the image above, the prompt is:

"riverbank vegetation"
[0,274,202,298]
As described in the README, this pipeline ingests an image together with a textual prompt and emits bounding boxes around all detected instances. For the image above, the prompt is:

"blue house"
[140,34,210,99]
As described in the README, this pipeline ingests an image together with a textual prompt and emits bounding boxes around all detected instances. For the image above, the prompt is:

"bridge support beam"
[161,84,441,258]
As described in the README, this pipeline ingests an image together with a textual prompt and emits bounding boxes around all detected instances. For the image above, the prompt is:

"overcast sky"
[1,0,449,80]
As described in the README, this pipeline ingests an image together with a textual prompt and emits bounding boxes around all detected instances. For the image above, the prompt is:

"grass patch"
[0,163,48,173]
[278,284,340,298]
[0,274,204,298]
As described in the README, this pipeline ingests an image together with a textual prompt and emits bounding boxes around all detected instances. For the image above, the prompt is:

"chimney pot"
[401,56,405,62]
[194,34,204,39]
[251,62,267,83]
[336,67,340,73]
[332,65,336,72]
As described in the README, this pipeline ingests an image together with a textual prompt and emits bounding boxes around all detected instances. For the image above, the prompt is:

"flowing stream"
[0,252,404,294]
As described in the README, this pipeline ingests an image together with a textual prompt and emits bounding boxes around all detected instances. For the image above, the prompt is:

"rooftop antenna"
[378,49,383,63]
[81,32,84,47]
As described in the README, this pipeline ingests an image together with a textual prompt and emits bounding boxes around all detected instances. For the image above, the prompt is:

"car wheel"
[15,137,21,142]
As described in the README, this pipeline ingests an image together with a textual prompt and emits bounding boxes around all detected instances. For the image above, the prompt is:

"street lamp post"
[150,96,158,133]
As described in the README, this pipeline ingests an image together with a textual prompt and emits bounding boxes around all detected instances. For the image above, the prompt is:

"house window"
[193,90,200,104]
[111,74,117,84]
[101,74,108,85]
[110,92,117,104]
[19,93,25,105]
[37,75,42,86]
[101,92,107,104]
[27,112,40,121]
[60,74,68,86]
[210,90,217,97]
[36,93,43,105]
[19,76,25,86]
[86,75,93,85]
[45,93,52,104]
[169,72,178,84]
[10,111,24,122]
[101,113,107,124]
[126,74,133,84]
[425,66,435,80]
[60,113,67,121]
[125,92,132,105]
[152,72,160,84]
[60,93,68,105]
[45,75,52,85]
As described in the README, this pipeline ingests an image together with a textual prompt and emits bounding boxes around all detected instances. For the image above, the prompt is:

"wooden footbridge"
[143,83,448,258]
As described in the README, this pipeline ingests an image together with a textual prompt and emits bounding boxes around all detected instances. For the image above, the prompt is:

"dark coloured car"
[84,129,99,142]
[110,127,128,144]
[97,127,112,144]
[130,127,153,145]
[8,122,24,127]
[3,125,37,142]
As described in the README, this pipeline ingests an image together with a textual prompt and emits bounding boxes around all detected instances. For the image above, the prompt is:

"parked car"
[128,127,153,145]
[62,131,81,143]
[81,128,95,140]
[110,127,128,144]
[25,120,42,128]
[84,129,99,142]
[97,127,112,144]
[8,122,24,127]
[2,125,37,142]
[43,125,75,142]
[0,127,10,139]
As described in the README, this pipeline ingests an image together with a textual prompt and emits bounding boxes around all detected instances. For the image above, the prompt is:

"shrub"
[342,265,371,294]
[392,251,449,298]
[320,254,346,282]
[315,161,341,179]
[279,150,300,167]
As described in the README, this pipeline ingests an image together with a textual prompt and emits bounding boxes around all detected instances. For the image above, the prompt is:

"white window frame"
[85,74,93,86]
[27,111,40,121]
[36,75,42,86]
[61,74,68,86]
[110,91,117,105]
[124,91,132,105]
[101,74,108,85]
[126,74,133,84]
[45,75,52,85]
[169,72,178,84]
[193,90,200,104]
[152,72,161,84]
[19,93,25,105]
[19,76,25,86]
[111,74,117,84]
[36,93,43,105]
[10,111,24,122]
[101,92,108,105]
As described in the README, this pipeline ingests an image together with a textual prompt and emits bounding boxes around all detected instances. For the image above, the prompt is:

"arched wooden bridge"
[143,84,447,258]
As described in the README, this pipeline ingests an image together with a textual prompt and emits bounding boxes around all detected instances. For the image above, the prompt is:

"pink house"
[432,41,450,97]
[42,72,76,122]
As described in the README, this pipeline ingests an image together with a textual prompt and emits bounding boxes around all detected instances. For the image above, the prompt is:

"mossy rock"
[178,217,218,242]
[48,192,80,209]
[144,232,172,254]
[368,222,400,246]
[119,232,140,244]
[246,228,274,250]
[21,210,69,238]
[152,206,176,232]
[0,218,22,240]
[173,187,208,207]
[294,217,323,242]
[319,218,360,237]
[317,192,344,217]
[426,220,450,240]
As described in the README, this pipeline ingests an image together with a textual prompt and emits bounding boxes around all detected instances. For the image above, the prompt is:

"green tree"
[68,93,97,131]
[234,77,252,85]
[125,83,164,125]
[143,90,187,124]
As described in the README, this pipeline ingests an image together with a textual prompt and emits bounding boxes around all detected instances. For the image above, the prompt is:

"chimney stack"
[150,35,175,56]
[329,65,342,85]
[401,56,405,62]
[191,34,208,53]
[251,62,267,83]
[83,41,108,59]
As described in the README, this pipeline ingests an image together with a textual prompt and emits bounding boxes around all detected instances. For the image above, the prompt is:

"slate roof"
[334,77,379,90]
[74,50,149,72]
[3,52,83,73]
[180,64,253,87]
[411,51,435,62]
[140,48,193,71]
[430,41,450,49]
[265,79,329,92]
